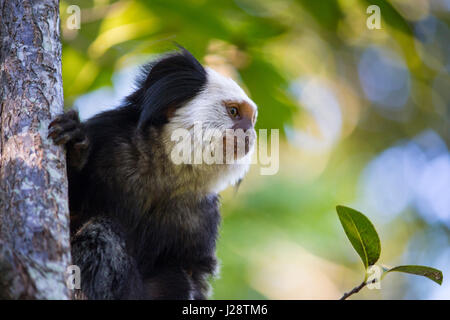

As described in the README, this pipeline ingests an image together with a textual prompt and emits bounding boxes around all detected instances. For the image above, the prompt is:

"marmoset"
[48,48,258,299]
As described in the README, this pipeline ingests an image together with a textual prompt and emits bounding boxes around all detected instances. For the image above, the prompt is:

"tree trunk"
[0,0,71,299]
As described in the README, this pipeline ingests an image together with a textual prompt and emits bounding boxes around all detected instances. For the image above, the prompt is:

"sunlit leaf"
[385,265,443,285]
[336,205,381,269]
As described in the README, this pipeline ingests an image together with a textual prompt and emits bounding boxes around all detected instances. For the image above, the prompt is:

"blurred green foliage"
[60,0,450,299]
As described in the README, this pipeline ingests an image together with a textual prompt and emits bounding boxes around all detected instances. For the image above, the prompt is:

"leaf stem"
[340,279,375,300]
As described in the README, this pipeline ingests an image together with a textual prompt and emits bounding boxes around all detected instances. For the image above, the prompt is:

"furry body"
[49,49,257,299]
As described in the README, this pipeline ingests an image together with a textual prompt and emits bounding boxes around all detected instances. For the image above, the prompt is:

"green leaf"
[363,0,413,36]
[298,0,344,31]
[336,205,381,269]
[240,55,298,135]
[385,265,443,285]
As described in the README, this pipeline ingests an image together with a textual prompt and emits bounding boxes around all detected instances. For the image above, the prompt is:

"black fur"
[50,49,220,299]
[130,48,207,129]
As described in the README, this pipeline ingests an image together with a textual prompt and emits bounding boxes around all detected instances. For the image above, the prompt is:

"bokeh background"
[60,0,450,299]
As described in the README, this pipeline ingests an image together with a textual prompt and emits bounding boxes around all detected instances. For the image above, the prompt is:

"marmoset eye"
[228,106,239,118]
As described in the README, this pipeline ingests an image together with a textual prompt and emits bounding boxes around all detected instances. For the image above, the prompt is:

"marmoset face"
[163,67,258,192]
[167,67,258,161]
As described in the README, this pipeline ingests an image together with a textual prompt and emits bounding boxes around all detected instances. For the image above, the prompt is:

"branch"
[340,279,376,300]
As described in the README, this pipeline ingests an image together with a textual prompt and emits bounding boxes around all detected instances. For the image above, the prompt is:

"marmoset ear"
[128,47,207,130]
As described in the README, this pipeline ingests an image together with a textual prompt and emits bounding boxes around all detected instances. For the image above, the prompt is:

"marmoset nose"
[233,117,253,132]
[242,102,257,125]
[234,101,257,132]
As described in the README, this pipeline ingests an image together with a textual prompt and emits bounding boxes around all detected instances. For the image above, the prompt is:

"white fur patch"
[162,68,258,193]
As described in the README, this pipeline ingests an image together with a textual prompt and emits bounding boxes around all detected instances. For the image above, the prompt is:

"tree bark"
[0,0,71,299]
